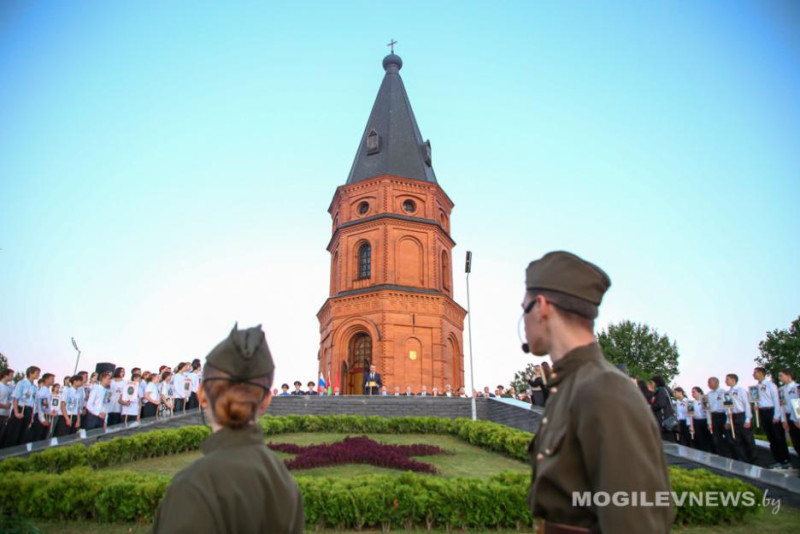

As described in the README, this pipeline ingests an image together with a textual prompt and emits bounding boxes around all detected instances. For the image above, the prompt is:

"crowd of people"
[637,366,800,470]
[0,360,203,449]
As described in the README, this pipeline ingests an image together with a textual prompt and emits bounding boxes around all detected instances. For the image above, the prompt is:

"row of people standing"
[646,367,799,469]
[0,360,204,448]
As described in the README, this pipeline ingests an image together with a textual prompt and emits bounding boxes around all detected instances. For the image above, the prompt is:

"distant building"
[317,53,466,394]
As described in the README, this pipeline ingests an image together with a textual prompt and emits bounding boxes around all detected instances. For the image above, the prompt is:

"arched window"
[358,243,371,279]
[349,333,372,369]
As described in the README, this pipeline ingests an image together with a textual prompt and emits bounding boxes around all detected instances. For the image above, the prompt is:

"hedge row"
[0,416,529,473]
[0,468,761,527]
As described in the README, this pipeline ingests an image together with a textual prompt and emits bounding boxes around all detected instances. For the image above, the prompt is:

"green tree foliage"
[510,363,538,394]
[756,316,800,381]
[0,352,7,374]
[597,320,679,382]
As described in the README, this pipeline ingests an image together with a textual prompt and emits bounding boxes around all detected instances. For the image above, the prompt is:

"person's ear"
[259,391,272,413]
[198,386,208,408]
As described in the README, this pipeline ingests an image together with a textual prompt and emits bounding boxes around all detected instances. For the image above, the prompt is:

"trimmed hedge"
[0,416,528,473]
[0,415,764,528]
[0,468,761,527]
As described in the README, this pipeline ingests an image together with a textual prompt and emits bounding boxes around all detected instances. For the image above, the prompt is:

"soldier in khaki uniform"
[521,251,674,533]
[153,324,303,533]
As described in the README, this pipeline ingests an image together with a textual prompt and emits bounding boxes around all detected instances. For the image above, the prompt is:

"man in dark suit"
[362,364,382,395]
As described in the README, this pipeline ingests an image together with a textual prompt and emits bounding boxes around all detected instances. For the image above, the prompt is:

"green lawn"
[108,432,530,479]
[24,507,800,534]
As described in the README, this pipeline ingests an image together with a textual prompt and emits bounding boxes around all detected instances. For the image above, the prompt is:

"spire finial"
[387,39,397,54]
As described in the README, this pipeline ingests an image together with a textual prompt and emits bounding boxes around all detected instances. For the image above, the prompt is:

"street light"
[465,251,476,421]
[71,337,81,375]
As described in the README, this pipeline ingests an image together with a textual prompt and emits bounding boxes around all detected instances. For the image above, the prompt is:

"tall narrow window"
[358,243,371,279]
[442,251,450,289]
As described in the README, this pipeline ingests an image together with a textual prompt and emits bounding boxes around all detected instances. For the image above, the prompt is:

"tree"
[0,352,6,374]
[597,320,679,382]
[510,363,538,393]
[755,316,800,381]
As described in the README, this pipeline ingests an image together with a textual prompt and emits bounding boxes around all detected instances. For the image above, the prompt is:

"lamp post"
[71,337,81,376]
[465,251,476,421]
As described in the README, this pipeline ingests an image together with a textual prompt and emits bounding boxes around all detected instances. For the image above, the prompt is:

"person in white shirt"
[753,366,791,469]
[778,368,800,460]
[106,368,126,427]
[0,369,15,444]
[673,387,692,447]
[724,373,757,464]
[142,373,161,419]
[29,374,55,442]
[186,359,201,410]
[706,377,730,458]
[55,375,83,436]
[690,387,713,452]
[3,366,41,447]
[121,373,142,424]
[159,371,175,417]
[85,371,112,431]
[172,363,191,413]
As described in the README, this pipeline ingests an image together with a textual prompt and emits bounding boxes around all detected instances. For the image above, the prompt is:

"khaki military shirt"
[154,424,303,533]
[528,343,674,533]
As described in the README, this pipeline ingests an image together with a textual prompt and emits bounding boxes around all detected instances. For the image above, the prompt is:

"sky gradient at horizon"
[1,2,798,391]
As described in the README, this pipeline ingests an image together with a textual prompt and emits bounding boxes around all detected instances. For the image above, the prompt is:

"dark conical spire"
[346,54,437,185]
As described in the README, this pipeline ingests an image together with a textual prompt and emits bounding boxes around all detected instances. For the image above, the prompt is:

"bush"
[669,467,762,525]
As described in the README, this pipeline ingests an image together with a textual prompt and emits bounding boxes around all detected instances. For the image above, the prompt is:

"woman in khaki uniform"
[154,324,303,533]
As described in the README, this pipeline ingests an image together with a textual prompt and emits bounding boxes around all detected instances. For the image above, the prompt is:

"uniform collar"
[549,342,603,386]
[201,424,264,454]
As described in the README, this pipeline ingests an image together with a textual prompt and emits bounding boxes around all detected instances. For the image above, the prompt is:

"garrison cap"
[526,251,611,306]
[205,324,274,381]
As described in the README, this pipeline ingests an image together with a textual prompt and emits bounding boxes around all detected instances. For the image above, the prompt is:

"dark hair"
[161,371,172,382]
[145,374,154,383]
[1,369,14,379]
[281,383,289,389]
[70,375,83,385]
[132,373,142,381]
[26,366,40,378]
[541,362,552,381]
[307,381,315,387]
[692,386,704,395]
[673,386,685,395]
[132,367,141,374]
[780,368,794,379]
[294,380,302,386]
[202,364,273,429]
[754,367,766,376]
[113,367,125,379]
[99,371,112,382]
[651,375,667,388]
[726,373,739,384]
[192,359,201,370]
[637,379,653,400]
[41,373,54,382]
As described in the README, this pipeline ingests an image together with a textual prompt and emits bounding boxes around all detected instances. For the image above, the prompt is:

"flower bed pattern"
[268,435,446,473]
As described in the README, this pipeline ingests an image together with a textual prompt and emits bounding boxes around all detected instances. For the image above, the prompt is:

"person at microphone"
[362,364,382,395]
[520,251,673,534]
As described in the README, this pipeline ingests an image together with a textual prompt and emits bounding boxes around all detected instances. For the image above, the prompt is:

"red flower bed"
[267,435,447,474]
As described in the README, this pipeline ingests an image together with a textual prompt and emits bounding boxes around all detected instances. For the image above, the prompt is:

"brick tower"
[317,53,466,395]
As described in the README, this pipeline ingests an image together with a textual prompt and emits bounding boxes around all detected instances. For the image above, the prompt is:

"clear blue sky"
[1,1,798,391]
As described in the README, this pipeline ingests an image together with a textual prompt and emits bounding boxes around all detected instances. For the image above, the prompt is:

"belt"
[534,519,591,534]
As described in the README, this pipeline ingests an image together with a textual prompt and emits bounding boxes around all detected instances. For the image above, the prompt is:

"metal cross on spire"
[387,39,397,54]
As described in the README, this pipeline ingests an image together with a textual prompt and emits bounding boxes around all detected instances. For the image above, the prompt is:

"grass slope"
[25,506,800,534]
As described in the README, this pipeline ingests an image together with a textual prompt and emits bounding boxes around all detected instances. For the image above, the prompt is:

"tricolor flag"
[318,373,327,394]
[327,373,332,396]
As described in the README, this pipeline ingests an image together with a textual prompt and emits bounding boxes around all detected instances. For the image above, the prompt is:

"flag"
[318,373,326,394]
[327,373,332,395]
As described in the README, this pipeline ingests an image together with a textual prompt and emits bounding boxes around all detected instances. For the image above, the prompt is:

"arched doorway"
[347,332,372,394]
